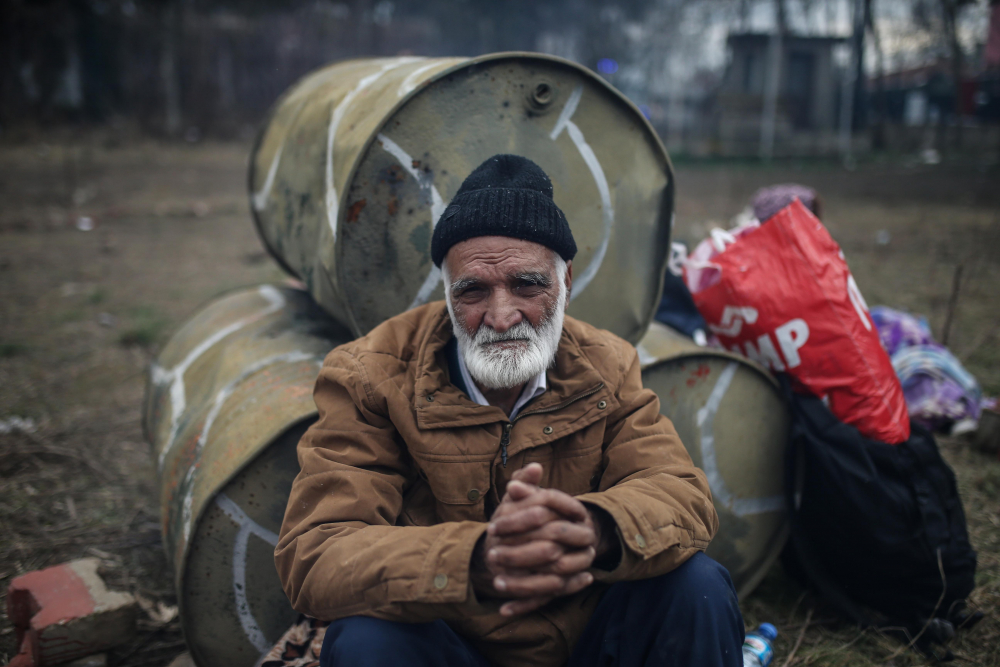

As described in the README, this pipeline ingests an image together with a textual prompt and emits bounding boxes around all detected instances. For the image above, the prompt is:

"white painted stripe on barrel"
[215,493,279,655]
[696,362,784,516]
[397,60,438,98]
[179,353,321,548]
[252,142,283,212]
[155,286,286,468]
[635,343,658,367]
[325,58,424,244]
[252,73,340,212]
[375,132,452,309]
[196,351,316,452]
[549,85,613,300]
[549,85,584,142]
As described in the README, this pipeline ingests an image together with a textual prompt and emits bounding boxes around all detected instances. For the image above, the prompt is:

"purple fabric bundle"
[870,307,936,356]
[752,184,820,223]
[871,306,983,433]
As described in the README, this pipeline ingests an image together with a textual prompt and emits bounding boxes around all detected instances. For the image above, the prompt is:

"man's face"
[444,236,572,390]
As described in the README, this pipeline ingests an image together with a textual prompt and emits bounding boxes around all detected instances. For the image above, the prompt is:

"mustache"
[473,321,540,346]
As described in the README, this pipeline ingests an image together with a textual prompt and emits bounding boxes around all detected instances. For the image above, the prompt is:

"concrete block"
[6,558,137,667]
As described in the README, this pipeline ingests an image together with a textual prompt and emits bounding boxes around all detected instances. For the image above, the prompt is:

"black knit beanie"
[430,154,577,268]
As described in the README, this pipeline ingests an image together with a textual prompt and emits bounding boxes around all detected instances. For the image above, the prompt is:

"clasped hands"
[471,462,615,617]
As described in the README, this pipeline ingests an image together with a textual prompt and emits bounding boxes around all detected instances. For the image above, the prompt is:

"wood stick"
[781,606,813,667]
[942,263,963,346]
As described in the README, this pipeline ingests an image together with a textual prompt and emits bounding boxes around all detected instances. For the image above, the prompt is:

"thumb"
[512,462,544,486]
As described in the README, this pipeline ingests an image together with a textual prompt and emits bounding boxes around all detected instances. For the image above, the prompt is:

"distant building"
[714,32,847,156]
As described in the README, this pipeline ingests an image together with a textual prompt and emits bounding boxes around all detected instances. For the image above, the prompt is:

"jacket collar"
[413,303,611,431]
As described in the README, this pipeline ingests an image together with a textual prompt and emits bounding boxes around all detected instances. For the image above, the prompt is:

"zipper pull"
[500,423,512,468]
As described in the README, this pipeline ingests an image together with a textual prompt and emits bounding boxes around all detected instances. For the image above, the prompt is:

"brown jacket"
[275,302,718,666]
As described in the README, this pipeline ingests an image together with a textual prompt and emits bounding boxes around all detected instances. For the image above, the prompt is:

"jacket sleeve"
[274,350,488,623]
[576,343,719,584]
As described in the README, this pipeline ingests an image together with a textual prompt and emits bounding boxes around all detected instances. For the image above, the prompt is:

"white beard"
[446,263,567,391]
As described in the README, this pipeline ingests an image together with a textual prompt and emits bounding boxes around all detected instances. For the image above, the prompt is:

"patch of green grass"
[0,342,28,358]
[966,338,1000,397]
[56,308,86,324]
[973,464,1000,501]
[87,287,108,305]
[118,306,170,348]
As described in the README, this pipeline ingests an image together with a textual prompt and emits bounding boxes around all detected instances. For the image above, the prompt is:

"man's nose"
[483,291,522,333]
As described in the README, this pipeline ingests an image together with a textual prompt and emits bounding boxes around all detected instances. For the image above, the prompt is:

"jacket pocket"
[417,459,492,507]
[524,429,604,497]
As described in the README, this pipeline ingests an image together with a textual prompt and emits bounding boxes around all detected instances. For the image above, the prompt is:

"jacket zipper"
[499,423,512,468]
[498,382,605,467]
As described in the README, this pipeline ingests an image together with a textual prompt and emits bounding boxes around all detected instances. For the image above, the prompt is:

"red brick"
[6,559,137,667]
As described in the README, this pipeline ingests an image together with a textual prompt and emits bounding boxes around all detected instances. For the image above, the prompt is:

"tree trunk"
[941,0,965,151]
[867,0,888,150]
[851,0,868,131]
[839,0,865,161]
[160,0,182,138]
[759,0,787,160]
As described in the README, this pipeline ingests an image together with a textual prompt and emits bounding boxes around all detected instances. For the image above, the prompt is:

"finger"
[499,487,590,523]
[494,570,594,600]
[494,521,596,549]
[489,505,562,536]
[500,595,553,617]
[536,547,596,575]
[490,489,590,535]
[511,462,544,486]
[493,572,570,597]
[559,571,595,597]
[488,540,565,569]
[534,489,589,523]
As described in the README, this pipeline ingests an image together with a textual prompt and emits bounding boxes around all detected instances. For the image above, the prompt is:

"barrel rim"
[332,52,676,340]
[736,522,789,600]
[248,72,305,280]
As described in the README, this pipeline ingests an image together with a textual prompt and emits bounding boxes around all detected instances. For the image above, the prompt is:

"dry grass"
[1,138,997,665]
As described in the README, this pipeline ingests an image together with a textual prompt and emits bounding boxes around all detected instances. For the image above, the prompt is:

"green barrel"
[143,286,351,667]
[637,322,790,598]
[249,53,673,343]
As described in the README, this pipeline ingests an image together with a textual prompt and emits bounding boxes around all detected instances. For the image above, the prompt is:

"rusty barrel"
[637,322,790,598]
[249,53,673,343]
[143,285,351,667]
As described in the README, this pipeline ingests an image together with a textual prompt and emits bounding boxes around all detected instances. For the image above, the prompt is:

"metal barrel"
[249,53,673,343]
[143,285,352,667]
[636,322,790,598]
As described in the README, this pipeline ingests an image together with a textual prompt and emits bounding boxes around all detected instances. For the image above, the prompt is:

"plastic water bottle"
[742,623,778,667]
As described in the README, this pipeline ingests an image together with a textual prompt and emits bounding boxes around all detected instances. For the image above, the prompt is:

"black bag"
[781,381,978,636]
[654,270,708,340]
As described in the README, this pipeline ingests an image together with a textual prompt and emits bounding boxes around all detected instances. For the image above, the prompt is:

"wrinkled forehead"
[444,236,558,282]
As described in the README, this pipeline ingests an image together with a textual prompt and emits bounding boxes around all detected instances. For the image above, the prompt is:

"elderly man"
[275,155,744,667]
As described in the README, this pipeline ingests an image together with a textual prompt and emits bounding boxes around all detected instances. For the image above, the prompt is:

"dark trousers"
[320,552,744,667]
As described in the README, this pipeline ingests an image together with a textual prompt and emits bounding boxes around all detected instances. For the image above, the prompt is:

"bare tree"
[939,0,975,149]
[760,0,788,160]
[159,0,182,137]
[868,0,888,149]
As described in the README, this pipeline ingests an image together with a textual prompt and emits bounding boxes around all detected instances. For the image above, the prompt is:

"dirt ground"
[1,137,998,666]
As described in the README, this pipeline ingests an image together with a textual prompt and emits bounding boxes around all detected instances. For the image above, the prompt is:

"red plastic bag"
[686,200,910,444]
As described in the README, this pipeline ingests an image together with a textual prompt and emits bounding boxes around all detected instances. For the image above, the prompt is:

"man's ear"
[564,260,573,309]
